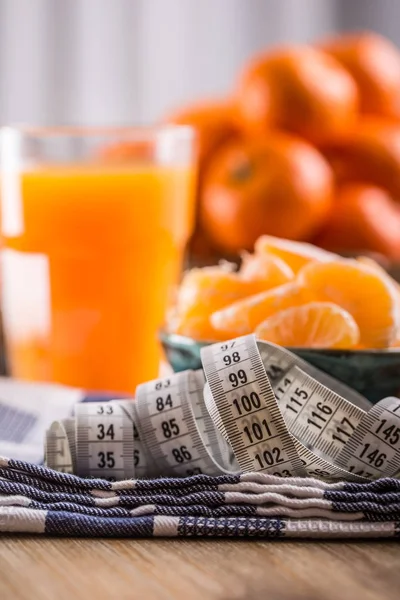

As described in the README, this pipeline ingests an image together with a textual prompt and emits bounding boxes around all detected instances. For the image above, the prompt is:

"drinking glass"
[0,126,196,393]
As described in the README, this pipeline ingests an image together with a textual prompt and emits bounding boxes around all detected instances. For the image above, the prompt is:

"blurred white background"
[0,0,399,126]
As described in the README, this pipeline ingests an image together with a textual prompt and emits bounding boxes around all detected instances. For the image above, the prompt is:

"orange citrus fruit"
[200,134,333,254]
[166,98,240,169]
[323,118,400,198]
[255,235,337,274]
[255,302,360,349]
[166,99,241,263]
[210,282,310,337]
[236,46,358,145]
[239,252,294,287]
[320,32,400,117]
[297,259,400,348]
[314,184,400,260]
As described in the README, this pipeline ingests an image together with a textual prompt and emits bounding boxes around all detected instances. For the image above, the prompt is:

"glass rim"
[0,123,195,140]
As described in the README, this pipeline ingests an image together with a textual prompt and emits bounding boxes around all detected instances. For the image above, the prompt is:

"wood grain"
[0,537,399,600]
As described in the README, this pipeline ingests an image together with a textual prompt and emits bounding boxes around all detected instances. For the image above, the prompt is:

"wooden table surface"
[0,537,399,600]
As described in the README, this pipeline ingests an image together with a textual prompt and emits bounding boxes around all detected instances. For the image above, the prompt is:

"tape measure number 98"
[46,335,400,483]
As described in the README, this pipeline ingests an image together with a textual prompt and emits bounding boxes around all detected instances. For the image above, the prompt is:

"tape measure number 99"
[45,334,400,483]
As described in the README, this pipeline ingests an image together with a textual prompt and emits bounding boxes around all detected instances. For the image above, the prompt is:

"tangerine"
[167,99,241,262]
[166,98,240,170]
[321,32,400,117]
[236,46,358,145]
[200,134,333,254]
[315,184,400,260]
[323,119,400,198]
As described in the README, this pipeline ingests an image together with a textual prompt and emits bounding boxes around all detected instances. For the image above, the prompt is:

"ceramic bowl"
[160,331,400,404]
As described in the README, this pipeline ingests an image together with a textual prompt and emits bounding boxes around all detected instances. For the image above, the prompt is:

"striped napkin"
[1,456,400,539]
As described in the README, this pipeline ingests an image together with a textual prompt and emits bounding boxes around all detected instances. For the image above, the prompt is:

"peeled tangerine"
[177,261,293,318]
[173,262,293,341]
[297,259,400,348]
[255,302,360,349]
[172,237,400,348]
[357,256,400,347]
[170,312,225,342]
[255,235,338,274]
[177,266,250,319]
[239,252,294,286]
[211,282,310,337]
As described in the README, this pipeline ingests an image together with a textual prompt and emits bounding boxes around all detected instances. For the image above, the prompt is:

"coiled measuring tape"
[45,335,400,483]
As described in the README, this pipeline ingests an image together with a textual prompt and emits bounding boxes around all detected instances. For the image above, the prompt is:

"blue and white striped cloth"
[1,456,400,539]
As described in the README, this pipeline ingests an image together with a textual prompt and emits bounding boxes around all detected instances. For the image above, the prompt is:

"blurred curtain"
[0,0,399,126]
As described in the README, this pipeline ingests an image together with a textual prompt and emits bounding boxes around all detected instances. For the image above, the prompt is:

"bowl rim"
[159,330,400,355]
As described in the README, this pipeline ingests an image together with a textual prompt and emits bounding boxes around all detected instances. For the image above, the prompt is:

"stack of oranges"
[168,235,400,349]
[167,32,400,262]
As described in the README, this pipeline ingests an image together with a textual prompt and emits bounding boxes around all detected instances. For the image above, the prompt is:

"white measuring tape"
[45,335,400,483]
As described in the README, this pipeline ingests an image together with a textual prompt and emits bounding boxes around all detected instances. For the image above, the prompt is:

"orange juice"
[0,164,195,393]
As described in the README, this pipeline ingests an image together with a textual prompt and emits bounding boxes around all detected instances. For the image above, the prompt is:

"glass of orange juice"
[0,126,196,393]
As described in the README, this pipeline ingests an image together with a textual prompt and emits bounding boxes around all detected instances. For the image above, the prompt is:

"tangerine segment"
[176,266,266,320]
[255,235,338,274]
[357,256,400,346]
[297,260,400,348]
[171,313,225,342]
[239,253,294,289]
[255,302,360,349]
[211,282,310,337]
